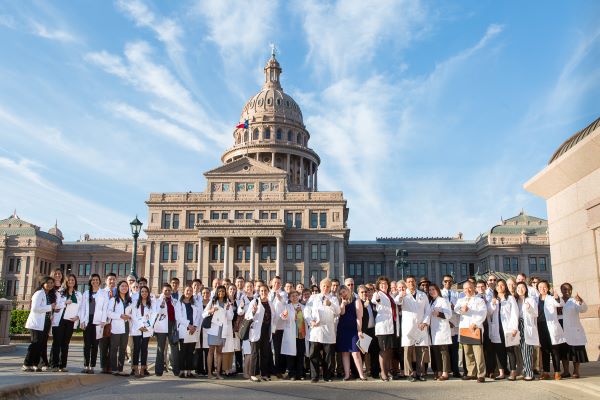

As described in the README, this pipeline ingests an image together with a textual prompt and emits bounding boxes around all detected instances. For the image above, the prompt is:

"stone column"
[286,153,291,178]
[201,239,210,286]
[309,162,314,191]
[276,236,283,277]
[300,157,305,188]
[272,152,276,167]
[217,243,222,263]
[152,242,161,293]
[250,237,256,280]
[0,241,5,288]
[197,237,203,280]
[314,167,318,191]
[339,241,346,282]
[0,298,12,345]
[256,152,260,161]
[18,255,27,302]
[223,237,230,279]
[303,240,310,286]
[178,242,185,283]
[329,240,335,279]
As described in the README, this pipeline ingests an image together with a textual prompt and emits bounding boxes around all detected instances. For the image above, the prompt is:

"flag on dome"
[235,119,249,129]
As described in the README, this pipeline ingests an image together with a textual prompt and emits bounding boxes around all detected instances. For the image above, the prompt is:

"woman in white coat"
[50,274,82,372]
[177,285,201,378]
[560,282,589,378]
[79,274,107,374]
[22,276,56,372]
[275,289,307,380]
[245,285,275,382]
[237,281,255,379]
[202,285,233,380]
[130,285,154,377]
[536,280,566,380]
[515,282,539,381]
[487,279,520,380]
[107,280,133,376]
[428,284,452,381]
[372,276,401,381]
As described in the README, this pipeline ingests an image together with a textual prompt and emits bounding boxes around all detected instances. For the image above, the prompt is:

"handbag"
[102,297,117,338]
[238,318,252,341]
[168,323,179,345]
[459,327,482,345]
[202,314,213,329]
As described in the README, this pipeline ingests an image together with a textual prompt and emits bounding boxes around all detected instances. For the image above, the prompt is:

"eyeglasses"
[443,280,452,283]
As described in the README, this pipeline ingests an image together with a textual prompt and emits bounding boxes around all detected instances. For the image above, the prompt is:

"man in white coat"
[269,276,288,378]
[396,275,431,381]
[304,278,340,383]
[440,274,462,377]
[455,281,487,383]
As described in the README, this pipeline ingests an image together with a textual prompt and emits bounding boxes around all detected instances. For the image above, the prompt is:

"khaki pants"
[404,346,429,376]
[463,344,485,378]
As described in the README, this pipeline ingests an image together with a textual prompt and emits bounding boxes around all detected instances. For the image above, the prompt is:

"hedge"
[10,310,30,334]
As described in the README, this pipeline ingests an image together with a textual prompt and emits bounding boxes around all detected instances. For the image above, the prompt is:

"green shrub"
[10,310,30,334]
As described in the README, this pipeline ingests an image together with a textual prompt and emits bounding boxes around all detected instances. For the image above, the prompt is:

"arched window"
[304,136,308,146]
[253,129,259,140]
[264,128,271,140]
[276,129,282,140]
[287,130,292,142]
[244,131,249,142]
[296,133,301,143]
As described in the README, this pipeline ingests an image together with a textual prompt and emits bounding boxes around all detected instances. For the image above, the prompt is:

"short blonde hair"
[320,277,332,288]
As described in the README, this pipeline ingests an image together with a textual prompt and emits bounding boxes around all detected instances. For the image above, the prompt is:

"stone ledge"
[0,344,15,354]
[0,373,113,400]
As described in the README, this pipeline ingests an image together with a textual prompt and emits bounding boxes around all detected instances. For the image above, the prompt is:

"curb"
[0,345,16,354]
[0,373,113,400]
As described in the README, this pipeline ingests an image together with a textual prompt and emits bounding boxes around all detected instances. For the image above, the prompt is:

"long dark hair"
[212,285,228,304]
[38,275,56,303]
[88,273,101,290]
[136,286,152,309]
[61,273,78,296]
[115,280,132,305]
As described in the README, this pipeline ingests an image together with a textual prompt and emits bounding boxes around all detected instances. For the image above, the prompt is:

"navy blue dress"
[336,300,359,352]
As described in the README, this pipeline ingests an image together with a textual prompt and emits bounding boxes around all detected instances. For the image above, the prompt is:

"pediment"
[204,157,287,177]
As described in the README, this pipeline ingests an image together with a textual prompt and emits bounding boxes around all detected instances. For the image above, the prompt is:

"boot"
[132,366,139,378]
[139,366,146,378]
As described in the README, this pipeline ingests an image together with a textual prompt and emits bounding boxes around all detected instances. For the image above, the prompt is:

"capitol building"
[0,54,551,308]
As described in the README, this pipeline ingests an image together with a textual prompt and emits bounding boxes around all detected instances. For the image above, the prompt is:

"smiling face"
[67,275,76,289]
[217,287,226,300]
[259,285,269,300]
[244,282,254,296]
[53,269,63,285]
[90,276,101,290]
[43,278,55,291]
[140,286,150,300]
[184,286,193,299]
[118,281,129,295]
[227,284,236,299]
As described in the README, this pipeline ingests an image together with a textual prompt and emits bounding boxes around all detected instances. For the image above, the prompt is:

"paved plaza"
[1,344,599,400]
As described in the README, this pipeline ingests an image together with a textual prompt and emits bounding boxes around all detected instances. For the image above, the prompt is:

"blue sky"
[1,0,599,241]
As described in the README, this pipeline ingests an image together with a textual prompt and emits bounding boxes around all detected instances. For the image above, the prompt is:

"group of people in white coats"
[22,269,590,384]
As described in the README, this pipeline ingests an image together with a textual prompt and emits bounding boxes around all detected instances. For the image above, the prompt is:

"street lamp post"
[395,249,409,280]
[129,216,143,280]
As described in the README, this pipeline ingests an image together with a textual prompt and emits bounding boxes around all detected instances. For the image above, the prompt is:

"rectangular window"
[286,270,293,283]
[260,211,269,219]
[211,245,219,261]
[319,212,327,228]
[418,262,426,277]
[286,212,293,228]
[8,258,14,272]
[104,263,111,275]
[310,212,318,228]
[161,244,169,261]
[237,245,244,261]
[221,212,229,220]
[197,212,204,222]
[236,211,244,220]
[6,280,12,297]
[186,243,194,262]
[245,212,253,219]
[511,257,519,272]
[16,258,21,272]
[245,246,250,261]
[186,269,194,285]
[311,244,318,260]
[261,245,269,261]
[85,263,91,276]
[539,257,547,271]
[14,280,19,296]
[78,263,85,276]
[270,245,277,261]
[171,244,178,261]
[270,212,277,220]
[187,212,196,229]
[162,213,171,229]
[460,263,468,278]
[118,263,126,277]
[172,213,179,229]
[320,243,328,260]
[286,244,294,261]
[112,263,118,274]
[295,213,302,228]
[211,211,220,220]
[161,269,168,288]
[503,257,510,272]
[295,244,302,260]
[529,256,537,272]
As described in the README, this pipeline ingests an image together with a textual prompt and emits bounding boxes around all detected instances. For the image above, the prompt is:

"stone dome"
[240,88,303,126]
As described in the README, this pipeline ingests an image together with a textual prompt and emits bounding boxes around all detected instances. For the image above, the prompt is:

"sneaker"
[261,376,271,381]
[81,367,89,374]
[59,368,69,373]
[554,372,561,380]
[89,368,95,374]
[250,375,261,382]
[41,366,50,372]
[21,365,33,372]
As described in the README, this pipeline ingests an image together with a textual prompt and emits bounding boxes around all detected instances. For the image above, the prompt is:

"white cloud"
[0,14,16,29]
[30,20,78,43]
[0,156,131,239]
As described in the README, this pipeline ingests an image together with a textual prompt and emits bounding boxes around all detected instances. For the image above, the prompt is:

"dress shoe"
[462,375,475,381]
[477,377,485,383]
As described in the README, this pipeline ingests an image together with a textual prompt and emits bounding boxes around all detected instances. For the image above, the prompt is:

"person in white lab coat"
[79,274,107,374]
[428,284,452,381]
[515,282,539,381]
[245,285,275,382]
[304,277,340,383]
[50,274,82,372]
[202,285,233,380]
[455,281,487,383]
[536,280,566,380]
[22,276,56,372]
[277,290,308,380]
[107,280,133,376]
[237,281,255,379]
[395,275,431,382]
[440,274,462,378]
[177,285,201,378]
[560,282,589,378]
[372,276,401,382]
[130,285,154,377]
[487,279,520,380]
[196,287,212,376]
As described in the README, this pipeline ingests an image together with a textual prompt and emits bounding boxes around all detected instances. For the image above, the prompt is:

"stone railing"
[0,298,13,345]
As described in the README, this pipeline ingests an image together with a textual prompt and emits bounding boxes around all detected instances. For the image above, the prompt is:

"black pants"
[194,348,209,375]
[272,329,285,374]
[309,341,334,381]
[538,321,561,373]
[179,340,195,371]
[132,336,149,366]
[110,333,128,372]
[50,319,75,368]
[235,349,243,373]
[24,319,51,367]
[99,336,111,370]
[366,327,380,377]
[449,335,460,375]
[286,338,306,378]
[83,323,99,367]
[250,325,273,377]
[155,325,180,376]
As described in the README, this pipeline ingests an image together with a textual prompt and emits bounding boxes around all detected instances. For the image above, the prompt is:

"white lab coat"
[107,297,133,334]
[429,297,452,345]
[517,297,539,346]
[176,300,202,340]
[487,296,520,346]
[440,288,461,336]
[373,291,400,336]
[455,295,487,331]
[237,295,253,354]
[152,295,179,334]
[269,289,289,331]
[274,299,302,356]
[562,298,588,346]
[304,293,340,344]
[540,295,566,345]
[200,301,211,349]
[52,290,83,328]
[244,298,275,343]
[201,299,234,340]
[396,290,431,347]
[79,289,108,328]
[25,290,52,331]
[130,302,155,338]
